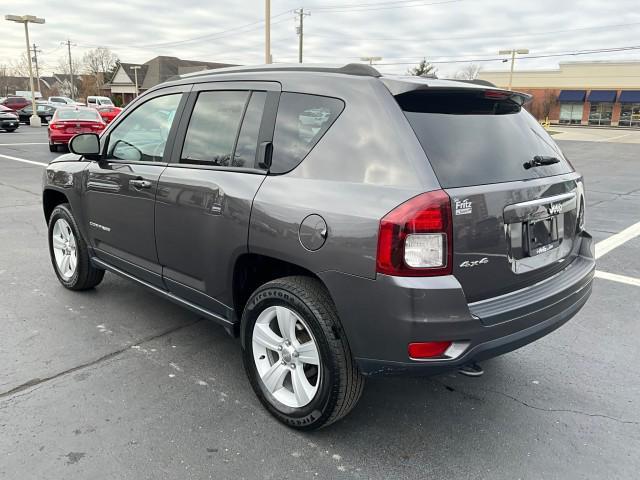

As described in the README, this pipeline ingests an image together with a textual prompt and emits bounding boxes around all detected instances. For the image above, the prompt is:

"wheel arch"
[43,188,69,223]
[232,253,329,339]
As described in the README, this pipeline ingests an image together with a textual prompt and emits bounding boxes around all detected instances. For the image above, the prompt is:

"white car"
[48,96,83,107]
[87,96,114,107]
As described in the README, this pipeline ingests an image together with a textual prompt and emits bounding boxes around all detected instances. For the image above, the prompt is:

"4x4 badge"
[455,198,472,215]
[460,257,489,268]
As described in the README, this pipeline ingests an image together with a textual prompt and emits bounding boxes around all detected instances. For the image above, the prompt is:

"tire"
[48,203,104,290]
[49,143,56,152]
[242,276,364,430]
[6,128,17,133]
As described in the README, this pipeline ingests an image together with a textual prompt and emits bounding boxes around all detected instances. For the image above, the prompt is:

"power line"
[370,45,640,66]
[73,16,293,52]
[308,21,640,42]
[310,0,463,13]
[309,0,450,9]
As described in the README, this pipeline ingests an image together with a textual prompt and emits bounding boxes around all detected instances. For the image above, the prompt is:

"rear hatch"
[395,86,584,302]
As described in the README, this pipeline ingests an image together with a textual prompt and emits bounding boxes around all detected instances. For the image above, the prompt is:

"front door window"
[106,94,181,162]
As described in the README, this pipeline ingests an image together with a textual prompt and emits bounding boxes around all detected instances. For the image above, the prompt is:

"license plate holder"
[525,217,559,256]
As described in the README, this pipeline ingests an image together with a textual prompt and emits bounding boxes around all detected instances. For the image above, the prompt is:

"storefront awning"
[558,90,586,102]
[619,90,640,103]
[587,90,617,103]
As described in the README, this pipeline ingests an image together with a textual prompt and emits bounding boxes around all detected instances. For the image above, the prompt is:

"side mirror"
[69,133,101,160]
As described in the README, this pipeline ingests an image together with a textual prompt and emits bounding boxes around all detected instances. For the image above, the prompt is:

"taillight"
[376,190,452,277]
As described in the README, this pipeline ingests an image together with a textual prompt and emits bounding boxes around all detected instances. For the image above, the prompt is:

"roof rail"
[177,63,381,80]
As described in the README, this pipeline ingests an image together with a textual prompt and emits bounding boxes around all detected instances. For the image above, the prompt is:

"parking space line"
[595,221,640,259]
[595,133,635,143]
[595,270,640,287]
[0,153,47,167]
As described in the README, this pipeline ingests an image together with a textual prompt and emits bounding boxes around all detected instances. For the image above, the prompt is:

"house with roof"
[104,56,236,104]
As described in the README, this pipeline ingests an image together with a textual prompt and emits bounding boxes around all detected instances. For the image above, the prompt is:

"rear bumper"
[0,119,19,129]
[320,232,595,376]
[49,132,75,144]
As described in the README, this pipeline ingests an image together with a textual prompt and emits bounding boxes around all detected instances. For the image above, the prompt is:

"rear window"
[55,109,101,121]
[271,93,344,174]
[398,89,573,188]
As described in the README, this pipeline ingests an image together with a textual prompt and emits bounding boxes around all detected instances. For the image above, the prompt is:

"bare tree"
[408,58,437,77]
[82,47,119,94]
[55,56,83,98]
[454,63,481,80]
[10,53,32,78]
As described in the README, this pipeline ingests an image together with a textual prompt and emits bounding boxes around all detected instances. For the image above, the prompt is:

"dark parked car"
[42,64,594,430]
[18,104,57,124]
[0,96,30,111]
[0,105,19,132]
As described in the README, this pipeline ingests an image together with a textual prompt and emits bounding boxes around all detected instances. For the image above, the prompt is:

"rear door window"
[181,91,249,167]
[270,93,344,174]
[233,92,267,168]
[397,89,573,188]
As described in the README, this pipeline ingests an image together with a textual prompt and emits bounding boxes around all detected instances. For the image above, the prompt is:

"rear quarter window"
[270,93,344,174]
[397,89,573,188]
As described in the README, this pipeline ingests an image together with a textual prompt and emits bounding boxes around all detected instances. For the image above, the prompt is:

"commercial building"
[479,61,640,127]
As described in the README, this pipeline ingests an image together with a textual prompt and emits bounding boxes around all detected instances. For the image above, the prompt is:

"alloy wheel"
[252,306,321,408]
[52,218,77,279]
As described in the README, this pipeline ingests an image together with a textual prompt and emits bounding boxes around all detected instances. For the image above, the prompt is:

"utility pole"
[265,0,271,64]
[5,14,45,127]
[294,8,310,63]
[63,39,76,100]
[31,43,42,94]
[498,48,529,90]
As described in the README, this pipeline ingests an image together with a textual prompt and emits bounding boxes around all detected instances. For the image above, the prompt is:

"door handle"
[129,178,152,189]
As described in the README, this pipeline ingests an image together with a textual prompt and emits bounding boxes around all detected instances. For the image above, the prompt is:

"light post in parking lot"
[498,48,529,91]
[131,65,142,98]
[5,14,45,127]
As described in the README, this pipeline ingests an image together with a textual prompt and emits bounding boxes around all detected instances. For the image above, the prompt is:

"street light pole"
[131,65,141,98]
[5,14,45,127]
[498,48,529,90]
[360,56,382,65]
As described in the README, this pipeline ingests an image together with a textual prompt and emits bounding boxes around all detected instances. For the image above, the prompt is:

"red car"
[95,105,122,124]
[48,106,106,152]
[1,96,30,111]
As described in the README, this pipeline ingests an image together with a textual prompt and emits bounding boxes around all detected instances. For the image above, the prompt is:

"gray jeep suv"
[42,64,595,429]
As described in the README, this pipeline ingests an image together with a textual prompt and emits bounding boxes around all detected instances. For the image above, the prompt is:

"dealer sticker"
[455,198,473,215]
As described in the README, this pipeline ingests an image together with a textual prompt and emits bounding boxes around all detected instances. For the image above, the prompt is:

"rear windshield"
[55,109,101,121]
[397,89,573,188]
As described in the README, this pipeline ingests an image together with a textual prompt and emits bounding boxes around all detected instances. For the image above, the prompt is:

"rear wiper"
[523,155,560,169]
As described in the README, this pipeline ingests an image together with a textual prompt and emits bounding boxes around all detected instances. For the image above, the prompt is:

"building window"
[559,103,583,124]
[588,103,613,126]
[619,103,640,127]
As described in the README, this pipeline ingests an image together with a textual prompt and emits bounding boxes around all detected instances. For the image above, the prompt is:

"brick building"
[479,61,640,127]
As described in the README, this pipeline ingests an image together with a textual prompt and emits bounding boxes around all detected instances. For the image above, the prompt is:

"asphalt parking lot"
[1,126,639,479]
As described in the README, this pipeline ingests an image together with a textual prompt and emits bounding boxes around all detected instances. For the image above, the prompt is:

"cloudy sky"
[2,0,639,77]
